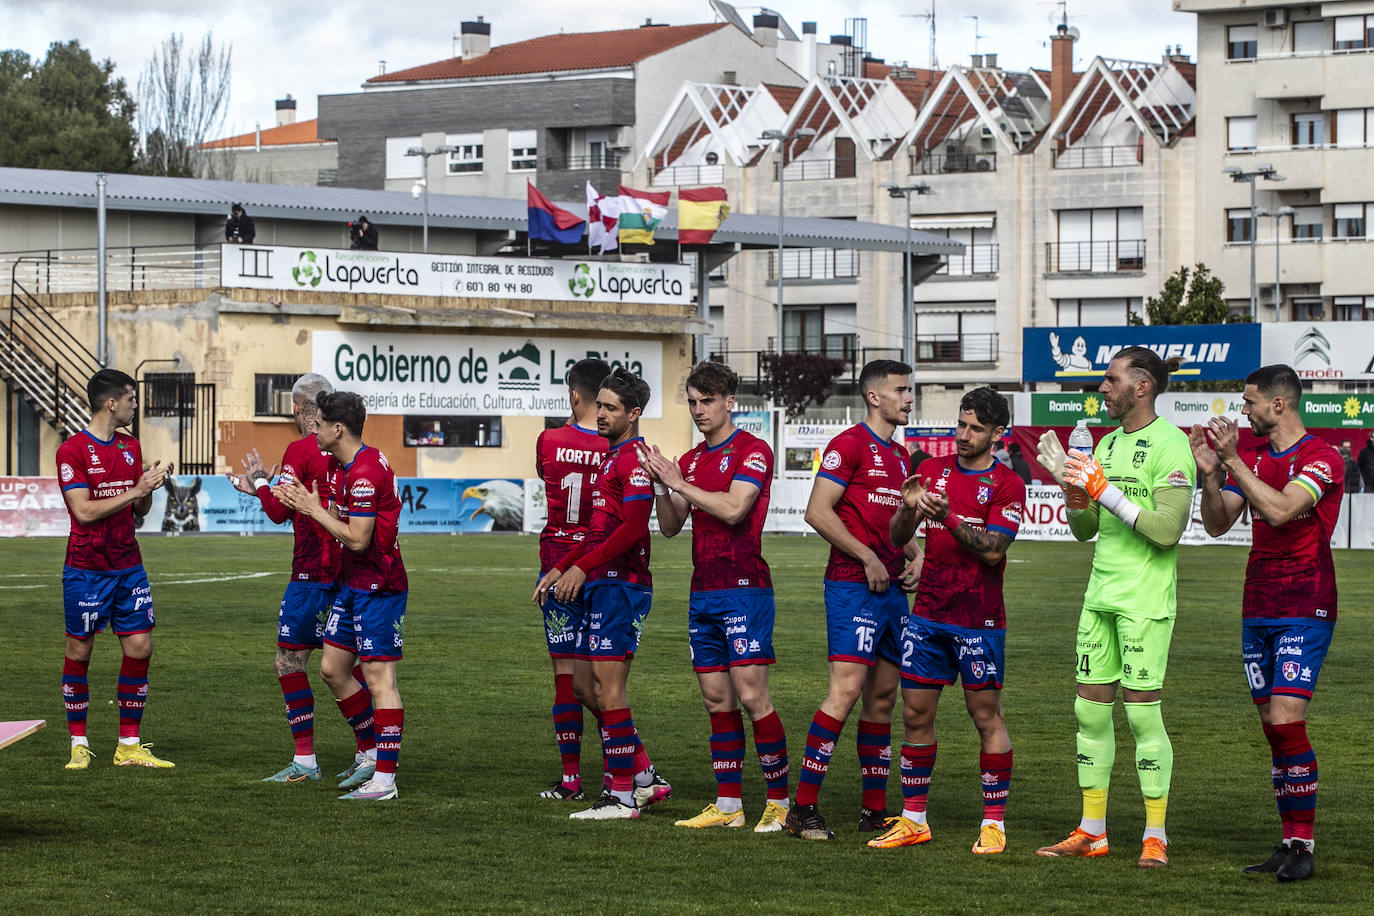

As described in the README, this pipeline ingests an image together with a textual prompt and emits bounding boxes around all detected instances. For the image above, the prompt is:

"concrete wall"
[200,144,339,187]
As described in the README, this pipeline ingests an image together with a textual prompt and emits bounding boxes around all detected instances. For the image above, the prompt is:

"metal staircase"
[3,260,103,438]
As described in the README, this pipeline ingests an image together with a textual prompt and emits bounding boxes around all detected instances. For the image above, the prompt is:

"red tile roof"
[202,119,331,150]
[368,23,728,83]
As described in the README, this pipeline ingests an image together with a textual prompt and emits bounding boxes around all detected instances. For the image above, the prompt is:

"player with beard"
[640,360,791,833]
[872,387,1024,854]
[58,369,174,769]
[535,367,670,820]
[787,360,921,841]
[1190,364,1342,883]
[227,373,379,787]
[533,357,610,802]
[1035,347,1194,868]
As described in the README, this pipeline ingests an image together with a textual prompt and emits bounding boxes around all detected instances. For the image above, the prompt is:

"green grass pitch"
[2,534,1371,913]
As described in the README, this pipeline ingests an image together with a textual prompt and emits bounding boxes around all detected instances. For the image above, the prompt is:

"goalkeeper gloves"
[1062,453,1141,528]
[1036,430,1069,486]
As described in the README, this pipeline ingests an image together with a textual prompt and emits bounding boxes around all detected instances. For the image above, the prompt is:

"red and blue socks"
[751,710,790,803]
[337,686,376,758]
[980,749,1013,826]
[1272,720,1318,846]
[116,655,149,742]
[278,671,316,766]
[551,673,583,789]
[62,657,90,743]
[899,742,937,823]
[710,710,746,810]
[795,710,844,807]
[372,707,403,788]
[857,718,892,812]
[601,707,640,805]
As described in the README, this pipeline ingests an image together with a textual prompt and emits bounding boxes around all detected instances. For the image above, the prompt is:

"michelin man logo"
[1049,332,1092,371]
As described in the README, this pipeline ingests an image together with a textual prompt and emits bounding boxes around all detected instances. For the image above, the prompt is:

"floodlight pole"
[405,145,458,252]
[761,127,816,356]
[1225,163,1284,318]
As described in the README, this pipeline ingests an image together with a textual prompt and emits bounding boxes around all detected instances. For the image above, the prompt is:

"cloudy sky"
[3,0,1196,136]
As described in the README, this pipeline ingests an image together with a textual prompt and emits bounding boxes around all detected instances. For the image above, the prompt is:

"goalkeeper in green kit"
[1034,347,1195,869]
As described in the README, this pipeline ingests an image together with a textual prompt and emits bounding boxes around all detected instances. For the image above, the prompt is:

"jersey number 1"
[560,472,584,525]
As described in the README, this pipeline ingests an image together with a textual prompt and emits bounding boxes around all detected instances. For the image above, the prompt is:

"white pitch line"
[155,572,277,585]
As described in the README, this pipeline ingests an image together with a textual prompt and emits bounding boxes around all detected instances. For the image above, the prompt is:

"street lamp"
[761,127,816,355]
[1256,205,1295,321]
[881,181,934,367]
[1224,163,1285,318]
[405,144,458,252]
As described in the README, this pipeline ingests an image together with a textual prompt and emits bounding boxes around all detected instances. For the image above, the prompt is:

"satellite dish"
[1067,26,1081,41]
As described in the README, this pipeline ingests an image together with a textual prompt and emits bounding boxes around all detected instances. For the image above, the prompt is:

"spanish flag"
[676,186,730,245]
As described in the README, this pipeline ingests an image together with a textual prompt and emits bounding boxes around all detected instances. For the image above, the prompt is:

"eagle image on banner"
[586,182,620,253]
[676,186,730,245]
[617,185,670,245]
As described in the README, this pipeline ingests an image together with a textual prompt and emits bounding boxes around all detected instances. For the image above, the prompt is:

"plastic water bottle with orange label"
[1064,420,1093,510]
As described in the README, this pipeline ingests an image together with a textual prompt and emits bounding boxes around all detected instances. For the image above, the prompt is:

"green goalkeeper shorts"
[1074,607,1174,691]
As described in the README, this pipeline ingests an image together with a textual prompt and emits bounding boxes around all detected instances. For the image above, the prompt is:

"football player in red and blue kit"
[1191,364,1343,883]
[641,361,791,833]
[277,391,407,802]
[227,373,379,787]
[535,367,670,820]
[533,357,609,801]
[873,386,1024,854]
[788,360,922,841]
[58,369,176,770]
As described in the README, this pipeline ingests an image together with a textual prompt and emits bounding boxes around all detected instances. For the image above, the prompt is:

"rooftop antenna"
[901,2,938,70]
[964,14,989,59]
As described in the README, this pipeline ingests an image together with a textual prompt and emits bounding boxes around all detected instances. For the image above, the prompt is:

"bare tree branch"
[136,31,232,178]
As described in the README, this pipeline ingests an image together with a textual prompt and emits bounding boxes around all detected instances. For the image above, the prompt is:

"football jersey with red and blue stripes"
[678,428,773,593]
[584,437,653,588]
[338,445,407,593]
[534,422,607,572]
[816,423,910,583]
[276,436,342,583]
[1225,435,1342,622]
[56,430,144,572]
[912,455,1025,630]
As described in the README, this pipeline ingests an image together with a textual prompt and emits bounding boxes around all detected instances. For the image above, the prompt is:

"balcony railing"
[1052,145,1142,169]
[910,149,997,175]
[1045,239,1147,273]
[2,245,221,294]
[768,248,859,281]
[936,243,999,277]
[544,153,622,171]
[774,158,858,181]
[915,332,998,363]
[649,163,725,186]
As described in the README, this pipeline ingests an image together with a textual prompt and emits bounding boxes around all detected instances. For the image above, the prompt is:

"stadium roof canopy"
[0,167,961,256]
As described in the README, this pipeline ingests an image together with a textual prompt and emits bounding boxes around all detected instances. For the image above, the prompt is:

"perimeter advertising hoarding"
[1031,392,1374,429]
[312,330,663,418]
[220,244,692,305]
[1022,325,1260,382]
[1261,322,1374,381]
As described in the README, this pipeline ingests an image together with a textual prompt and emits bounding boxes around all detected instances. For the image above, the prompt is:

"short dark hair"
[599,366,651,413]
[959,385,1010,429]
[686,359,738,398]
[1112,346,1179,396]
[565,357,611,403]
[1246,363,1302,404]
[859,359,912,395]
[317,391,367,438]
[86,369,136,413]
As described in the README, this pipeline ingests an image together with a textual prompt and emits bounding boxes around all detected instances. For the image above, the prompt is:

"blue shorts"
[577,581,651,662]
[1242,618,1334,703]
[538,571,583,659]
[688,589,776,672]
[63,565,154,639]
[824,579,908,666]
[278,581,338,650]
[901,619,1005,691]
[325,587,407,661]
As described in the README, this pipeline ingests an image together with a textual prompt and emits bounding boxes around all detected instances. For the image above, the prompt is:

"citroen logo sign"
[1294,326,1330,367]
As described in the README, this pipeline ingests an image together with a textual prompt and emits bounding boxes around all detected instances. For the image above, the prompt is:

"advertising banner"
[1022,324,1260,382]
[1029,392,1255,429]
[132,475,525,535]
[0,477,69,537]
[312,330,663,418]
[1261,322,1374,381]
[221,244,691,305]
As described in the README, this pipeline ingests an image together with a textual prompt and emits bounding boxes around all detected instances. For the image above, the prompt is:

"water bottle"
[1064,420,1093,510]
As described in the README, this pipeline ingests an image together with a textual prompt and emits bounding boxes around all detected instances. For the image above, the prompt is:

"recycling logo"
[568,263,595,298]
[292,251,323,288]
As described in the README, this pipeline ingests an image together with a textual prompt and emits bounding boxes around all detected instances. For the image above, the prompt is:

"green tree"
[0,42,136,172]
[758,352,847,420]
[1136,263,1244,390]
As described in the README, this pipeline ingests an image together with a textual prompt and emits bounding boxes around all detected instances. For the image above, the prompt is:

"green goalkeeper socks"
[1074,696,1115,791]
[1124,700,1173,802]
